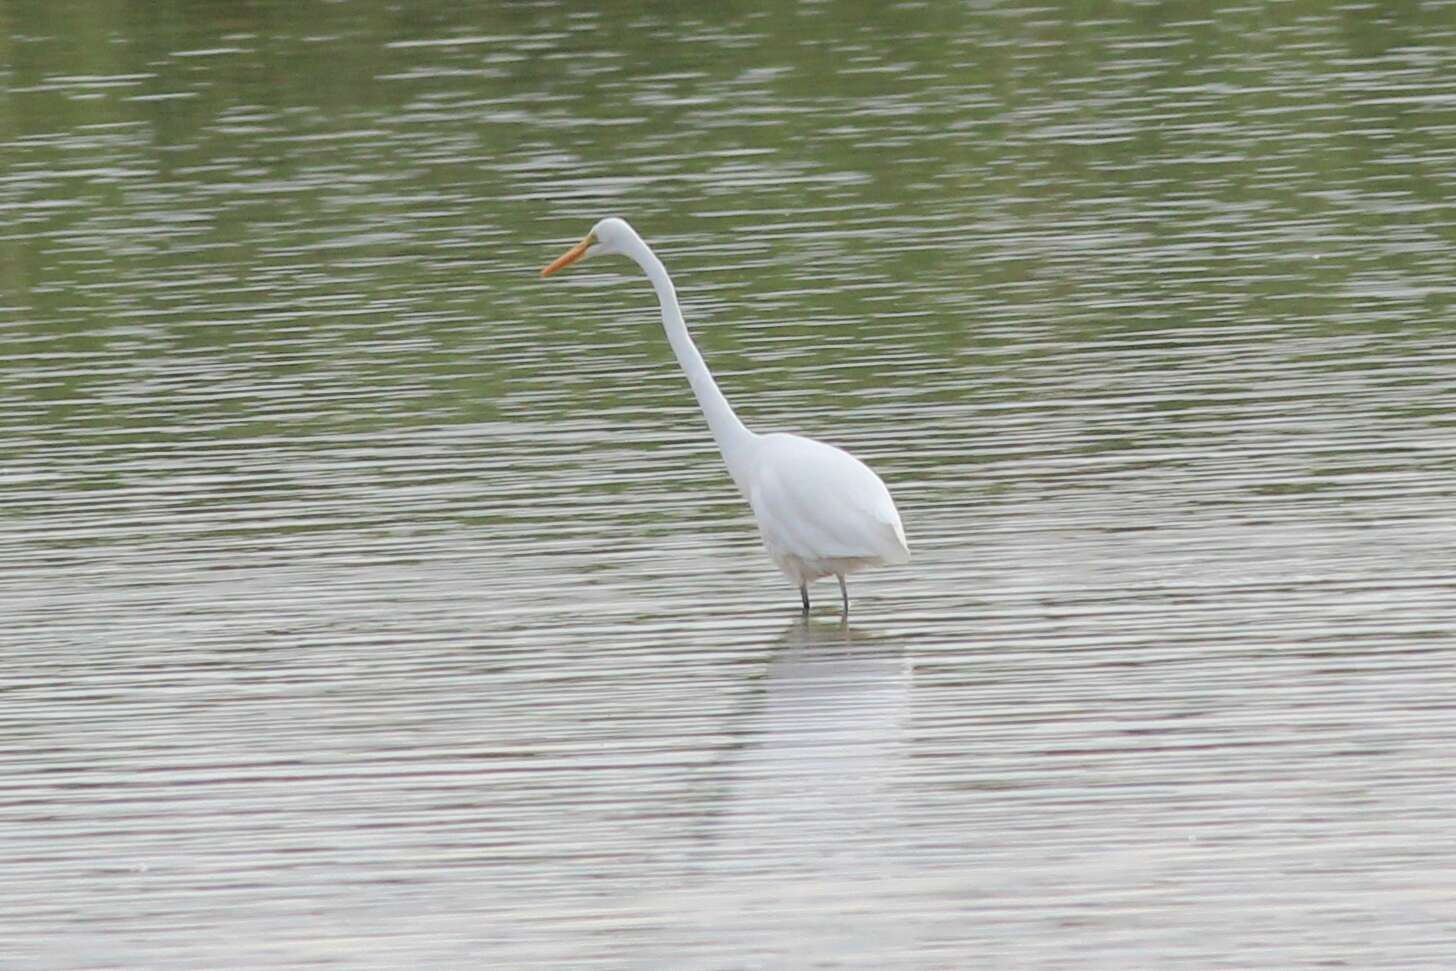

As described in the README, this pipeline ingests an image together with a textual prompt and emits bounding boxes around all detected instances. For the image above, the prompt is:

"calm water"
[5,2,1456,967]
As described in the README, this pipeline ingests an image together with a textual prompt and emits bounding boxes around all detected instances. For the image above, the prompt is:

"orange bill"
[540,234,595,278]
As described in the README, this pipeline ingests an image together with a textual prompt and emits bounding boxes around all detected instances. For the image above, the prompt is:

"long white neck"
[620,231,756,473]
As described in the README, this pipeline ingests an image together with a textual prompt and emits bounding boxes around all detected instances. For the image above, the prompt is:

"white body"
[545,217,909,606]
[740,432,909,587]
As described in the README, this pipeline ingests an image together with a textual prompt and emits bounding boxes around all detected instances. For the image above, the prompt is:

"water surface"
[4,2,1456,967]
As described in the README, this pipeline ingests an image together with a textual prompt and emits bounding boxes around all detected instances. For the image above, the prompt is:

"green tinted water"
[5,2,1456,968]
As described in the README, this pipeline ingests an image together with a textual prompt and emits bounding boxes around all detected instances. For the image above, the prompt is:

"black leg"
[799,583,810,612]
[837,574,849,618]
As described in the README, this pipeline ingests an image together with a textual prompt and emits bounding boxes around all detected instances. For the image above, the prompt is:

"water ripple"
[4,2,1456,968]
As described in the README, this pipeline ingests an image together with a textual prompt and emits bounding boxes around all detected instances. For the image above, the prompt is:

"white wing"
[744,433,909,565]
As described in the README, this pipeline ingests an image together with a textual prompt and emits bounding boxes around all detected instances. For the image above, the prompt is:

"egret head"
[540,217,636,278]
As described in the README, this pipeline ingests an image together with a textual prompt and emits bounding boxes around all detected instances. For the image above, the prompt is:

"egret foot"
[837,574,849,618]
[799,583,810,612]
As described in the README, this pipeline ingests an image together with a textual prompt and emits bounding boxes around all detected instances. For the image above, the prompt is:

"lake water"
[4,2,1456,968]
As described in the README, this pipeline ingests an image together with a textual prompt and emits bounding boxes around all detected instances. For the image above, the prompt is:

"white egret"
[541,217,908,615]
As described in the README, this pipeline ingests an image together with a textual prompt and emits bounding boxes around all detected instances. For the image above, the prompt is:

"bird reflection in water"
[704,618,913,862]
[626,619,918,962]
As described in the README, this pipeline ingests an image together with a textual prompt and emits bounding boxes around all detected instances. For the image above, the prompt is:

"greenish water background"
[4,2,1456,968]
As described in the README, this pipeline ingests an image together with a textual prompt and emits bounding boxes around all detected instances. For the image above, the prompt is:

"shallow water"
[4,2,1456,968]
